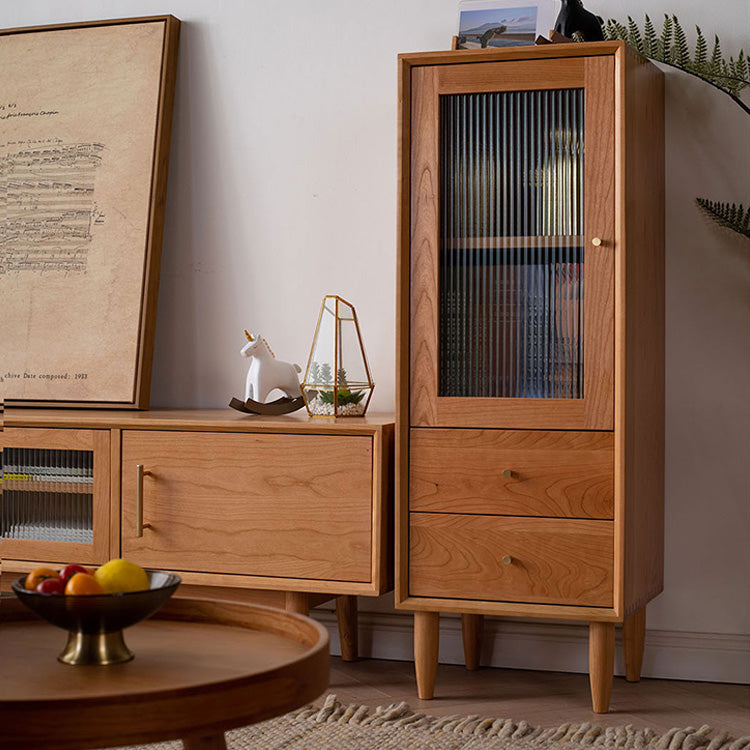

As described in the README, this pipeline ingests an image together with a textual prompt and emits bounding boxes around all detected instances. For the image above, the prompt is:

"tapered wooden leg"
[589,621,615,713]
[414,611,439,699]
[284,591,309,615]
[623,607,646,682]
[336,595,358,662]
[183,733,227,750]
[461,613,484,670]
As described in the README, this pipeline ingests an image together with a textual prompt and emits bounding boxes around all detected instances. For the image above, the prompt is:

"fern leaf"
[709,34,723,78]
[656,13,673,62]
[693,26,708,69]
[604,19,628,42]
[627,16,644,54]
[643,14,657,57]
[671,15,690,67]
[696,199,750,239]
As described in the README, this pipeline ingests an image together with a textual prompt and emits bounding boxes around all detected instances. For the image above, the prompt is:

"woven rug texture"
[107,694,750,750]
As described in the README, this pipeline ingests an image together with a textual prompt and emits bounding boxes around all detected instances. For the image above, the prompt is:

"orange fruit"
[64,572,104,595]
[25,567,59,591]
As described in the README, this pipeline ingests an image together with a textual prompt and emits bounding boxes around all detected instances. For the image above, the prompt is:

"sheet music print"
[0,139,105,274]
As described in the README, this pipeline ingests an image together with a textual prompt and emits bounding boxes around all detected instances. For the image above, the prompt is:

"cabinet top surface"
[399,40,645,67]
[3,408,395,434]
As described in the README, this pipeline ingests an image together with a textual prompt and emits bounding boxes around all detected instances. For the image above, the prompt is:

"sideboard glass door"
[0,428,110,564]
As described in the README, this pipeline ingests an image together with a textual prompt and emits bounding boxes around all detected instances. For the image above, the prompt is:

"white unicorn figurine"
[241,331,303,403]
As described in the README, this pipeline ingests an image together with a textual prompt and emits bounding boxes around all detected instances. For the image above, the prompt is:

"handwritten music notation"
[0,141,105,274]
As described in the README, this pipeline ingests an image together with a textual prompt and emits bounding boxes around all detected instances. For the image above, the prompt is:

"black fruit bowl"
[12,570,181,665]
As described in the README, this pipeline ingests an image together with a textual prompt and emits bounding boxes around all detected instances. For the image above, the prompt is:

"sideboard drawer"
[409,512,613,606]
[122,431,373,581]
[410,428,613,518]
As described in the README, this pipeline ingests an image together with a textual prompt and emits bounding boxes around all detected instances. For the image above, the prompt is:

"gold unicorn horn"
[244,330,254,341]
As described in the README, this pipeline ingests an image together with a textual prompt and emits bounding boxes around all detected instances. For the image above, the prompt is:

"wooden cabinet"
[2,409,394,661]
[121,431,374,582]
[397,42,664,712]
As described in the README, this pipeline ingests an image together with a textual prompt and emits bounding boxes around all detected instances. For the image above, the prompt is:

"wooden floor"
[327,657,750,738]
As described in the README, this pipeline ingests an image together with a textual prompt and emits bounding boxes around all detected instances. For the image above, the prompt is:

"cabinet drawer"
[409,513,613,606]
[121,431,373,582]
[410,429,613,518]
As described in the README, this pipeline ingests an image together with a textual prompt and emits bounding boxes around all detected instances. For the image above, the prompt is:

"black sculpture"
[553,0,604,42]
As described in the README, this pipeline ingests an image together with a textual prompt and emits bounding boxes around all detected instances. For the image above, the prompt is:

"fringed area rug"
[110,694,750,750]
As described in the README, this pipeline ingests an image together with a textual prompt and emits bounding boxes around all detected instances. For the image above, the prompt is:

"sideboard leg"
[284,591,310,616]
[588,621,615,713]
[623,606,646,682]
[461,613,483,670]
[183,732,227,749]
[336,595,358,661]
[414,611,439,699]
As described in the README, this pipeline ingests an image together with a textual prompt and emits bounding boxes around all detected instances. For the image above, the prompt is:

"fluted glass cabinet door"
[0,428,110,564]
[410,56,615,430]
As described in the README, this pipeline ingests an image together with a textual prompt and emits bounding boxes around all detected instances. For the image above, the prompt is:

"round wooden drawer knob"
[501,555,512,566]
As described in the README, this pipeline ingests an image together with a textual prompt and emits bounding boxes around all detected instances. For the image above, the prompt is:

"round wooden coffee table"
[0,596,329,750]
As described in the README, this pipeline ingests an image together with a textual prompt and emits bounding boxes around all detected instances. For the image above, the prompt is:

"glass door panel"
[409,57,614,430]
[439,87,584,400]
[0,428,110,564]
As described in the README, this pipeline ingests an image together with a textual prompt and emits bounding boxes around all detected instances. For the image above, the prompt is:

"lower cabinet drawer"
[409,513,613,606]
[410,429,614,518]
[121,431,374,582]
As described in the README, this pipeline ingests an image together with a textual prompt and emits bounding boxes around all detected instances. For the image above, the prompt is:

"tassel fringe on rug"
[110,694,750,750]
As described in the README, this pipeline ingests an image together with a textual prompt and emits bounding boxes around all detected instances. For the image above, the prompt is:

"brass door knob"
[501,555,513,566]
[592,237,603,247]
[501,469,514,479]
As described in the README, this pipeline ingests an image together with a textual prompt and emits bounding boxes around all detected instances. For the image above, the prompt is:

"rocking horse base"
[229,396,306,415]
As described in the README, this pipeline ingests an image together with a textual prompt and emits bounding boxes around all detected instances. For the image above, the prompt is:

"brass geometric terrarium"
[301,295,374,417]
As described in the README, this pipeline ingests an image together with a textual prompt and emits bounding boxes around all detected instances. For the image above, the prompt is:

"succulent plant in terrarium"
[301,296,374,417]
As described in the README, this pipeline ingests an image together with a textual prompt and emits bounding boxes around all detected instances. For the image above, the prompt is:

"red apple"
[59,564,90,585]
[36,578,65,594]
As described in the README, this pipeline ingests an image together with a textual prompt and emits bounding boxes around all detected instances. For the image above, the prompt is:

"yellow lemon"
[94,558,150,593]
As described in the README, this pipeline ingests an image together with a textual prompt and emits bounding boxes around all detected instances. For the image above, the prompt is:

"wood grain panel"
[582,55,616,430]
[409,65,440,427]
[409,513,613,606]
[410,428,613,518]
[398,41,625,70]
[436,58,584,94]
[121,431,373,582]
[620,47,665,616]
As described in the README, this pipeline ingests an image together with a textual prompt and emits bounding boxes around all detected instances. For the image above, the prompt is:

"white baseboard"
[311,609,750,684]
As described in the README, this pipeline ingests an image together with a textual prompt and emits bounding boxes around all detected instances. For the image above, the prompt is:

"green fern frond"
[709,34,723,79]
[671,16,690,67]
[693,26,708,68]
[696,199,750,239]
[643,14,657,58]
[596,16,749,112]
[657,13,673,60]
[627,16,644,54]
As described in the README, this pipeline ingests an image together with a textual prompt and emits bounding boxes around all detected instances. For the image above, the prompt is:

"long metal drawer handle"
[136,464,152,538]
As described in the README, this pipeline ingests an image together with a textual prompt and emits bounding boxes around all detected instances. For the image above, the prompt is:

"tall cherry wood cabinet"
[396,41,664,712]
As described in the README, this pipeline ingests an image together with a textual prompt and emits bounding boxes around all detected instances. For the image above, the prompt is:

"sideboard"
[0,408,394,660]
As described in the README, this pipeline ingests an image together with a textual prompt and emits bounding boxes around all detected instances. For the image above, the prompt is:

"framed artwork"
[0,16,180,409]
[457,0,556,48]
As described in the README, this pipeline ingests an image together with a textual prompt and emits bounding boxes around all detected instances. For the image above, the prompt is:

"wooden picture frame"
[0,16,180,409]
